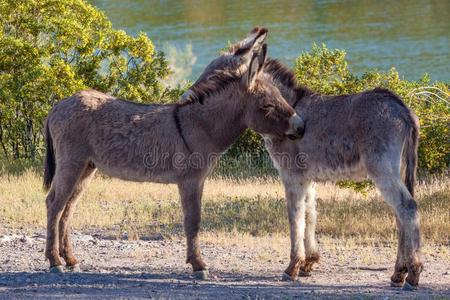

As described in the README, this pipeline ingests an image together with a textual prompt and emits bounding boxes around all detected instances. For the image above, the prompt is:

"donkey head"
[180,27,304,139]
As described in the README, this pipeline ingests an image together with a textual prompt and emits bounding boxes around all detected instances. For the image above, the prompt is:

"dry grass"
[0,171,449,245]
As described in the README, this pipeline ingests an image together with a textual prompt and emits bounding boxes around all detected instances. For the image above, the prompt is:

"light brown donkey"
[42,28,304,278]
[262,59,422,290]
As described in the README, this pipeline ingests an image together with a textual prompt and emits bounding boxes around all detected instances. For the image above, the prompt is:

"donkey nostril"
[296,125,305,137]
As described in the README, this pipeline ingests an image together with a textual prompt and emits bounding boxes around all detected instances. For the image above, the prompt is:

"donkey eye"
[263,104,275,110]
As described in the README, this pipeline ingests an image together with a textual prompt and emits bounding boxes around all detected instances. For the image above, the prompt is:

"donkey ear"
[257,43,268,70]
[231,27,268,59]
[243,43,267,88]
[243,53,259,88]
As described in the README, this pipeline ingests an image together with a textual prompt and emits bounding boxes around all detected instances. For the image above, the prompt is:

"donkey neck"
[176,88,247,153]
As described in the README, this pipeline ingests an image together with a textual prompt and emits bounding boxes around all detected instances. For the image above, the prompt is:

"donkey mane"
[182,70,241,104]
[264,58,297,89]
[264,58,312,105]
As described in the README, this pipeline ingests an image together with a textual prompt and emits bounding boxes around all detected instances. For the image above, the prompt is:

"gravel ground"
[0,232,449,299]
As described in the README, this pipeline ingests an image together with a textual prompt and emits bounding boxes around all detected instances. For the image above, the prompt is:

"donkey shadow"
[0,271,441,299]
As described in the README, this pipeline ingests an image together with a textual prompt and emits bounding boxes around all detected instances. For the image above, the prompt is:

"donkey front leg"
[178,179,208,279]
[300,182,320,276]
[281,176,310,281]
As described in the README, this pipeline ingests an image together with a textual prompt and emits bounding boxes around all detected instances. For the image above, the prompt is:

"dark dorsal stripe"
[173,104,193,153]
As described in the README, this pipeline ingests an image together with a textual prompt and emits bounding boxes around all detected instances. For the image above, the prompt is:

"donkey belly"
[91,150,183,184]
[307,161,368,182]
[94,161,180,184]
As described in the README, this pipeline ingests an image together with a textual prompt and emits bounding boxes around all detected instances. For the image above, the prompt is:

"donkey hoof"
[390,280,404,288]
[194,270,209,280]
[49,265,64,274]
[298,270,312,277]
[282,272,296,281]
[66,264,81,273]
[402,281,417,291]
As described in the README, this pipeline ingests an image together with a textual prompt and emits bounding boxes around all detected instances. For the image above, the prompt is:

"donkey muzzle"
[286,113,305,140]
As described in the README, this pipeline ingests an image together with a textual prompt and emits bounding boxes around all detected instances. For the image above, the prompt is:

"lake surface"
[90,0,449,82]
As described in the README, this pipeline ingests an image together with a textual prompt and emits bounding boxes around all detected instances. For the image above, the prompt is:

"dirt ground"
[0,231,449,299]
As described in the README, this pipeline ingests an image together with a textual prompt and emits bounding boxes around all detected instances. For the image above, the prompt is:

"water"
[90,0,449,82]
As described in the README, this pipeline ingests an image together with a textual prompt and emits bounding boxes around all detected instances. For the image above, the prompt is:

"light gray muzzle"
[286,113,305,140]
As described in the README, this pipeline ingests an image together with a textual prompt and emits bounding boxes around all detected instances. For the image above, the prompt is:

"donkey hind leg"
[178,179,208,279]
[282,176,310,281]
[45,161,87,273]
[59,164,96,272]
[299,183,320,276]
[390,216,408,287]
[374,177,422,289]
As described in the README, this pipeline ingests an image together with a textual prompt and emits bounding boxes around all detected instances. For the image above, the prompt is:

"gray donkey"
[42,28,304,278]
[262,59,422,290]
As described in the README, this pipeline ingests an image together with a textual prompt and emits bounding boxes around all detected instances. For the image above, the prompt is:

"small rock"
[141,233,165,241]
[72,234,94,242]
[20,236,33,245]
[31,233,46,240]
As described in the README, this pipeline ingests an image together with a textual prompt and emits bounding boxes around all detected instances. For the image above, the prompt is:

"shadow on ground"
[0,271,445,299]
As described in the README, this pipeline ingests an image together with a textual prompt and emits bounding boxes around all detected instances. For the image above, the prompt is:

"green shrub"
[0,0,181,160]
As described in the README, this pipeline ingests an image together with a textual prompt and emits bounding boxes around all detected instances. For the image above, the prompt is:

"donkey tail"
[404,113,419,198]
[43,119,55,191]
